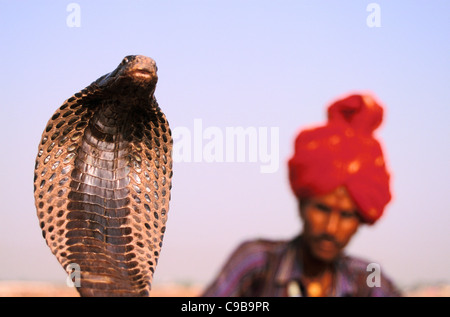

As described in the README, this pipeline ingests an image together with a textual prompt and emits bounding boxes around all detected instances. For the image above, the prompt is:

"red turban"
[288,94,392,224]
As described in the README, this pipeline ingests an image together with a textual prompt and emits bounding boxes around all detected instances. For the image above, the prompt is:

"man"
[202,93,401,297]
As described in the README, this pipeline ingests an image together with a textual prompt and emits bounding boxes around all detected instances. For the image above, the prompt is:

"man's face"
[300,186,361,263]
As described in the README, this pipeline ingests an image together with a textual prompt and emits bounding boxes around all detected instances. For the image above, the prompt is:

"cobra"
[33,55,173,296]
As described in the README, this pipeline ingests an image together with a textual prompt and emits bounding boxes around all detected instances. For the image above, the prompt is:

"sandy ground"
[0,280,449,297]
[0,281,203,297]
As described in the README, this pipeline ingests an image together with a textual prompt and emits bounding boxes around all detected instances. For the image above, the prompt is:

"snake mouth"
[130,69,154,78]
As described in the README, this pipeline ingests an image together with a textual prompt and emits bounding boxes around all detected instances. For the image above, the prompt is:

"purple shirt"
[202,235,402,297]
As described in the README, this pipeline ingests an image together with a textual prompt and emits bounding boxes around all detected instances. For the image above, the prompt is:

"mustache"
[313,234,343,248]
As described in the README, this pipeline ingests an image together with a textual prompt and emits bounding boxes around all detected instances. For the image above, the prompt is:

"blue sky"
[0,1,449,289]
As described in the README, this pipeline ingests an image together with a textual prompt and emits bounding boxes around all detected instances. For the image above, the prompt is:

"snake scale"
[33,55,173,296]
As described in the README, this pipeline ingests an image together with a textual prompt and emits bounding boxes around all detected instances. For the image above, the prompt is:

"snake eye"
[122,57,129,64]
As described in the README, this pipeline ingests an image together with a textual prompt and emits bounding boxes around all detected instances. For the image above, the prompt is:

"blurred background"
[0,1,449,296]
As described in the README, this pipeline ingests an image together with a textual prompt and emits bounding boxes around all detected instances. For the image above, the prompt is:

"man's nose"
[325,210,340,235]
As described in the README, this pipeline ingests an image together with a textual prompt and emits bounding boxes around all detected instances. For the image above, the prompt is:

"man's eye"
[341,211,357,219]
[315,203,331,213]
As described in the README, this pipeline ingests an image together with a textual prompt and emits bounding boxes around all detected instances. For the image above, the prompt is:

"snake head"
[94,55,158,98]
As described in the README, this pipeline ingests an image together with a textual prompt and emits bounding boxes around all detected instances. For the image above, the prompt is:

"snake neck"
[66,97,163,296]
[35,56,172,297]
